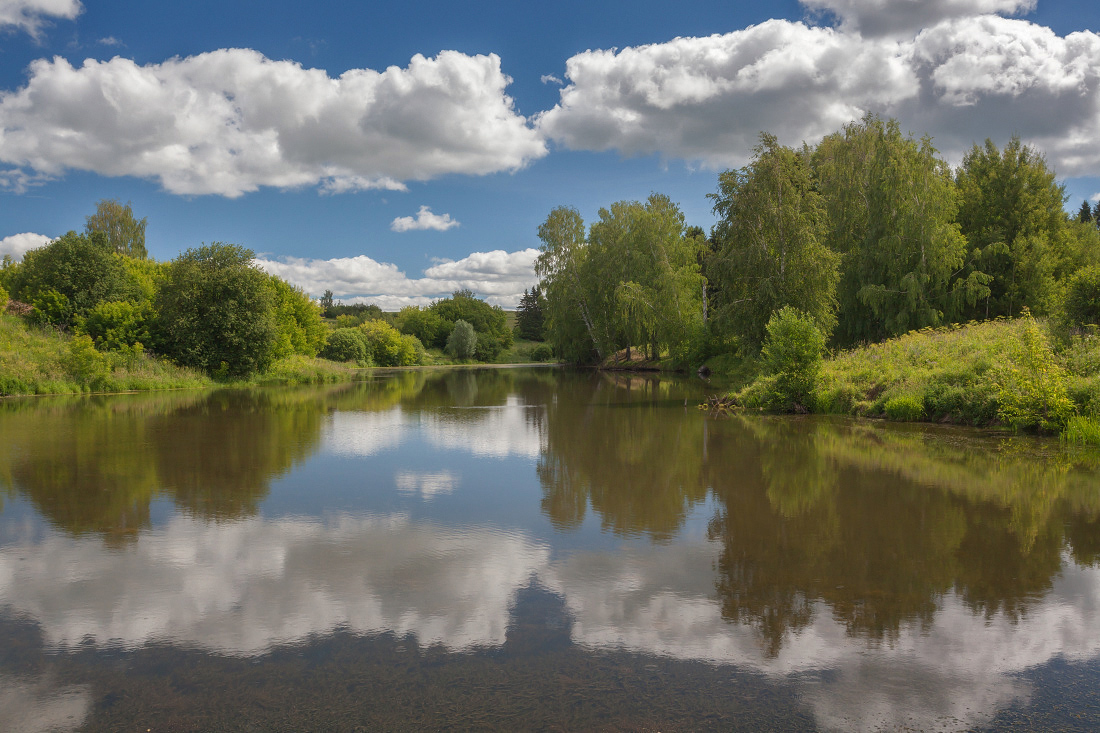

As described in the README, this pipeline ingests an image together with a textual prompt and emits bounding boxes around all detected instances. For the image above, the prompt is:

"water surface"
[2,368,1100,731]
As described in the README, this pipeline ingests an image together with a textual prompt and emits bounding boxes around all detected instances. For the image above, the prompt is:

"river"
[1,367,1099,731]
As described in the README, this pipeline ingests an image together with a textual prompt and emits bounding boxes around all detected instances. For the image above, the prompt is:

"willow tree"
[535,206,601,363]
[709,133,839,352]
[814,115,974,345]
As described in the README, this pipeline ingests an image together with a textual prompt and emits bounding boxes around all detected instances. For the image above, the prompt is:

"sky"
[0,0,1098,309]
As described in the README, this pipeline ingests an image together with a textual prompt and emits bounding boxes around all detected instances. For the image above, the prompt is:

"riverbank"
[725,317,1100,443]
[0,314,359,396]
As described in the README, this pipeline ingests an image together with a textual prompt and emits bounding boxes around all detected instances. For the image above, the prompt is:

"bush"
[360,319,421,366]
[760,307,826,410]
[531,343,554,362]
[884,394,924,421]
[992,316,1075,432]
[446,320,477,360]
[153,243,277,378]
[320,328,368,364]
[9,231,131,317]
[1063,415,1100,446]
[64,334,111,388]
[79,300,149,352]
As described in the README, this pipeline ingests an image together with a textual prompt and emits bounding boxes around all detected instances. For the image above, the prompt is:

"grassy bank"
[728,317,1100,443]
[0,314,360,396]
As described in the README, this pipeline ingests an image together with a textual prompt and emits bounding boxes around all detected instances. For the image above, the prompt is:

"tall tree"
[85,199,148,259]
[587,193,704,362]
[709,133,839,352]
[535,206,601,363]
[1079,200,1094,224]
[515,286,546,341]
[814,115,973,344]
[953,136,1067,319]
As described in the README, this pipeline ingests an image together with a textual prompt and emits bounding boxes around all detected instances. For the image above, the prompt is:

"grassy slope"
[728,318,1100,439]
[0,314,359,396]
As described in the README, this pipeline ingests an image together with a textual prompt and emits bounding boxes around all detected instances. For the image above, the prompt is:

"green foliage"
[396,305,448,348]
[9,231,131,320]
[78,300,150,352]
[759,307,826,410]
[711,134,838,352]
[268,275,326,358]
[64,334,111,388]
[954,137,1068,320]
[153,243,277,378]
[884,394,925,421]
[446,319,478,360]
[325,301,383,321]
[84,199,147,258]
[814,115,970,345]
[530,343,554,362]
[992,316,1075,433]
[358,319,421,366]
[29,288,72,327]
[535,206,600,363]
[515,286,546,341]
[1063,416,1100,446]
[320,289,334,314]
[425,290,512,360]
[319,328,369,364]
[0,281,7,307]
[1063,265,1100,327]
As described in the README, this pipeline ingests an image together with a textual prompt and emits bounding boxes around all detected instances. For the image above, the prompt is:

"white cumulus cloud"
[0,0,81,38]
[390,205,460,232]
[0,49,547,197]
[800,0,1035,37]
[0,231,51,261]
[538,15,1100,176]
[254,247,539,309]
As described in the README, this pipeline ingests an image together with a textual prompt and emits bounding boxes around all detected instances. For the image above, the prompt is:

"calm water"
[2,367,1100,731]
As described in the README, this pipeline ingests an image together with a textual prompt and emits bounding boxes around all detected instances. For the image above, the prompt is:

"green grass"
[728,317,1100,437]
[1063,415,1100,446]
[0,313,361,396]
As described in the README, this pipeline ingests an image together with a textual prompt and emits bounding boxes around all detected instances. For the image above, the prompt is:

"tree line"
[536,115,1100,365]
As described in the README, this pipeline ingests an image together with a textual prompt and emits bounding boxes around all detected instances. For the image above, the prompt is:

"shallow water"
[1,367,1099,731]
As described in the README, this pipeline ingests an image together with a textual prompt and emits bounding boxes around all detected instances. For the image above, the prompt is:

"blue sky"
[1,0,1098,308]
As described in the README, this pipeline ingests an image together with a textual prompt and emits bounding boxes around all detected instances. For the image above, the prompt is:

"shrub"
[79,300,149,351]
[884,394,924,421]
[65,334,111,388]
[29,288,73,327]
[760,307,826,410]
[321,328,368,364]
[1063,415,1100,446]
[531,343,554,362]
[992,316,1075,432]
[446,319,478,360]
[360,319,420,366]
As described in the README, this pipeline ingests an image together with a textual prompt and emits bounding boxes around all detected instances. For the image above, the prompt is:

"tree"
[9,231,131,326]
[268,275,327,358]
[396,305,449,348]
[535,206,601,363]
[954,136,1067,319]
[153,243,277,377]
[428,289,513,360]
[446,319,477,360]
[85,199,147,259]
[1080,200,1094,224]
[358,319,422,366]
[320,289,334,315]
[709,133,839,351]
[515,286,546,341]
[814,115,971,344]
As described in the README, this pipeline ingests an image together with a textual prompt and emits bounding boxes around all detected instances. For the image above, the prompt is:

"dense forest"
[536,115,1100,367]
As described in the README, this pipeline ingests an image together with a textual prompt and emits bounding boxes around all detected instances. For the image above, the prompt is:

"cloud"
[540,74,563,85]
[538,16,1100,176]
[0,49,547,197]
[0,0,81,38]
[96,35,122,46]
[254,247,539,309]
[390,205,460,232]
[800,0,1035,37]
[0,231,51,260]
